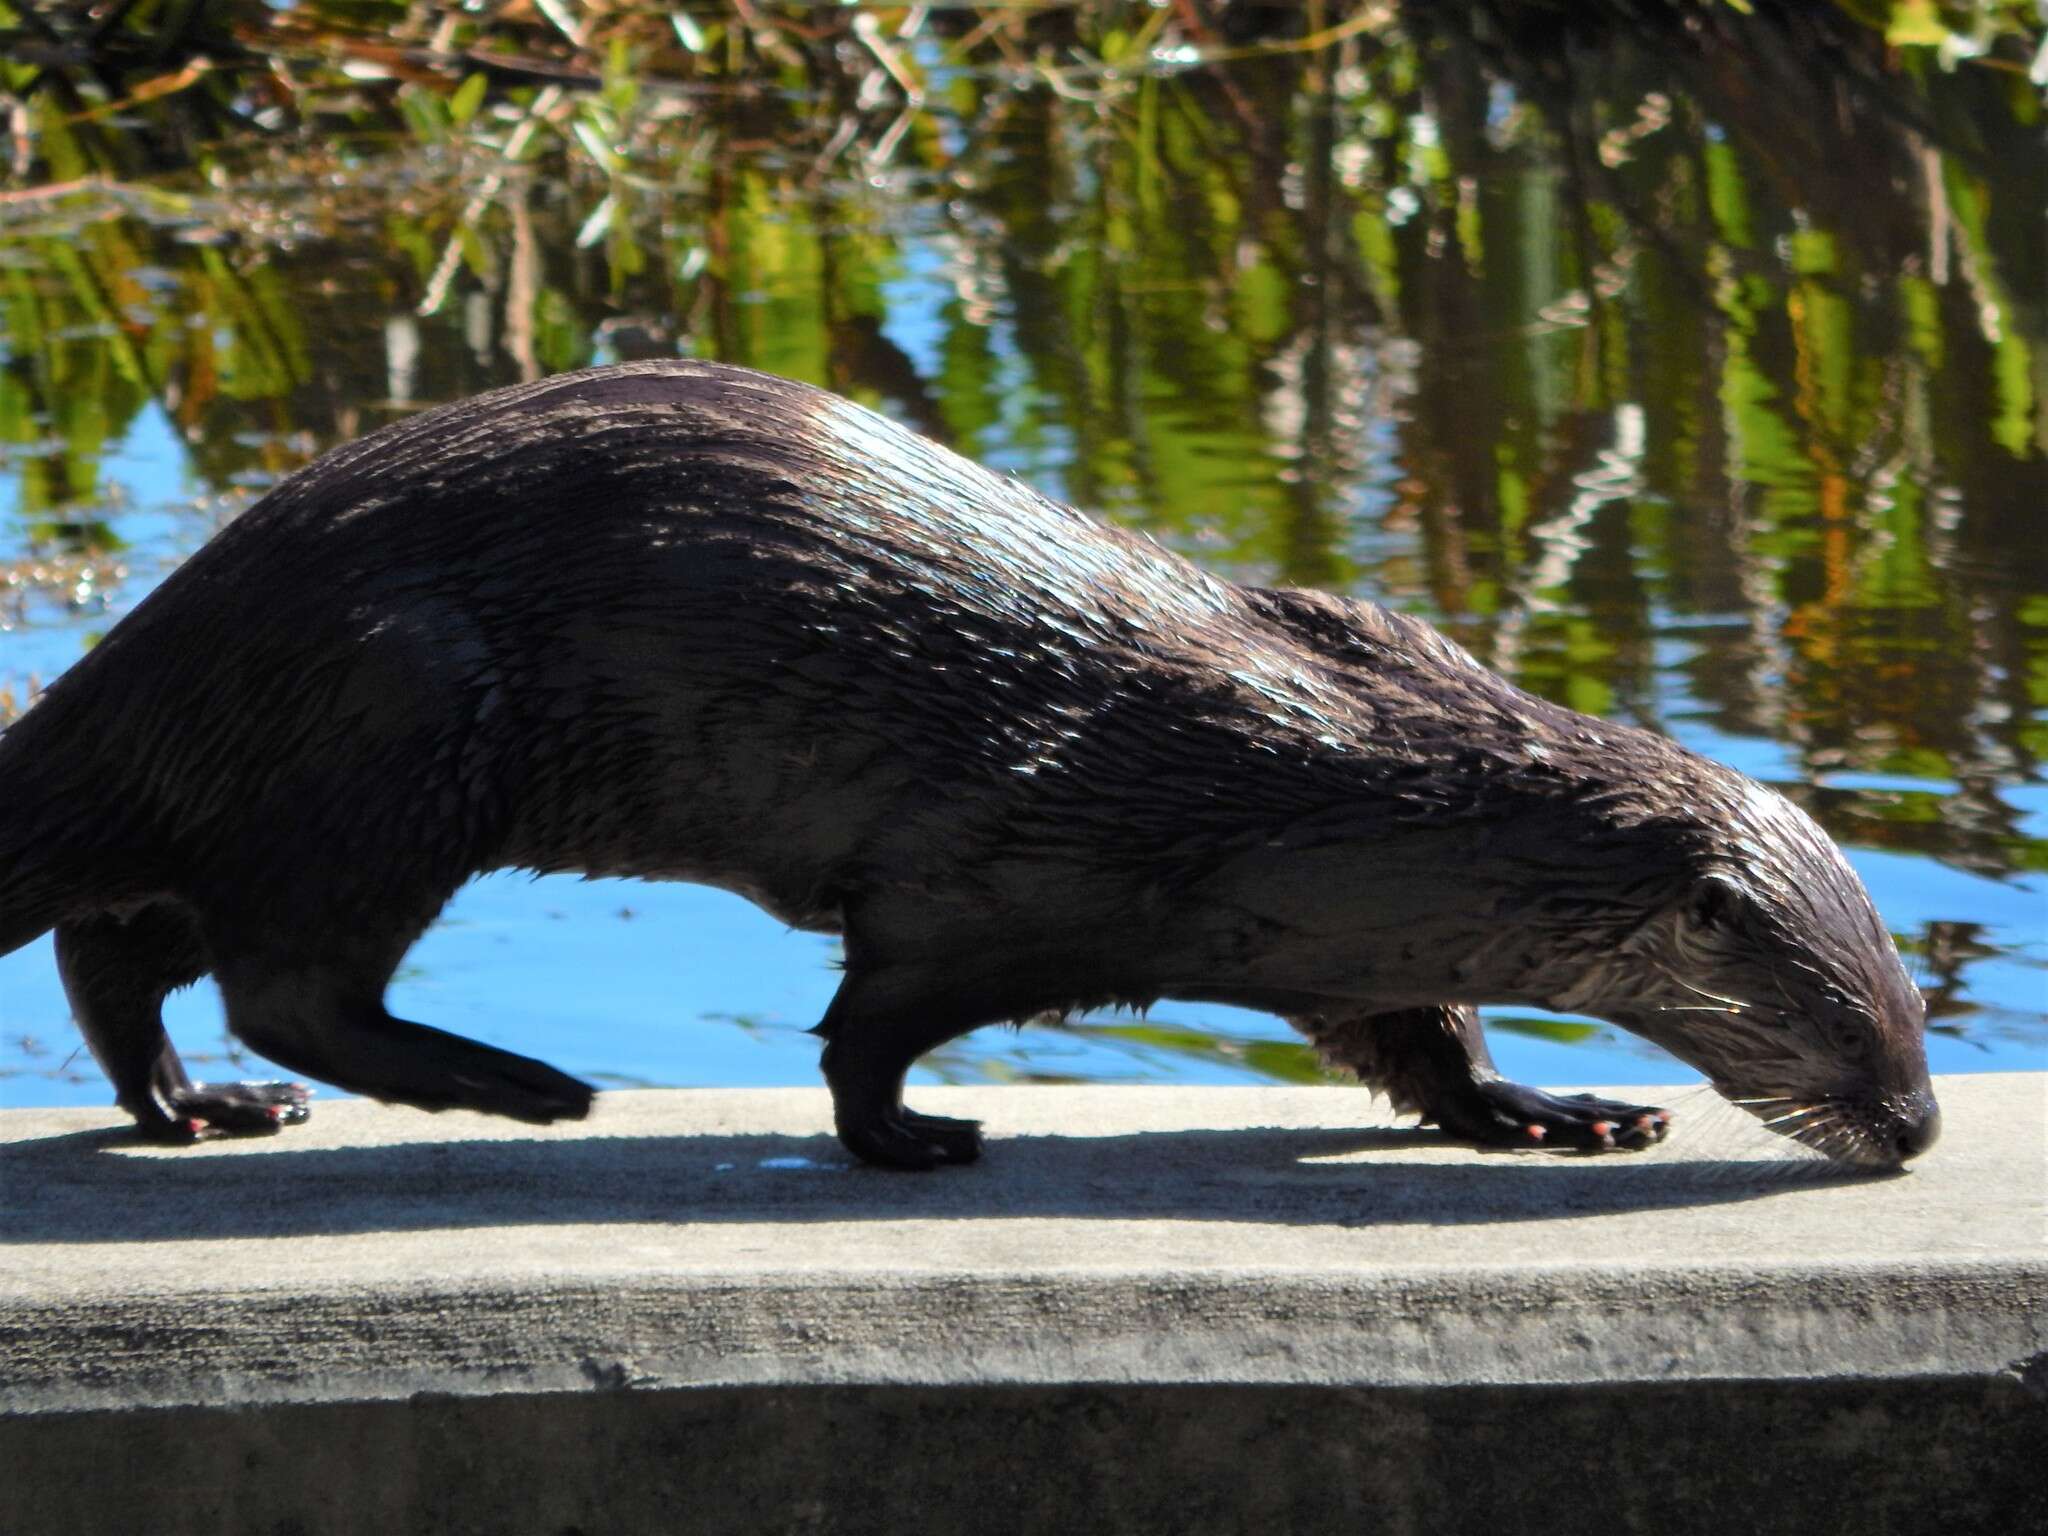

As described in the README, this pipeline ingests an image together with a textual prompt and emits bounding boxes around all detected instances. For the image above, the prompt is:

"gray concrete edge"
[9,1255,2044,1415]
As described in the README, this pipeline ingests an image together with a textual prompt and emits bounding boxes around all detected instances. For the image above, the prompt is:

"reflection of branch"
[941,8,1021,63]
[852,11,925,107]
[1491,408,1644,673]
[865,108,918,173]
[505,189,540,383]
[1551,86,1712,312]
[248,16,609,91]
[0,176,107,208]
[417,84,563,318]
[1186,5,1392,63]
[58,57,213,125]
[806,115,860,186]
[1038,64,1106,104]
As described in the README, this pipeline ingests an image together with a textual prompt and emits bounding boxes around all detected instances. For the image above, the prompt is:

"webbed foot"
[837,1105,984,1170]
[133,1080,313,1142]
[1425,1079,1671,1153]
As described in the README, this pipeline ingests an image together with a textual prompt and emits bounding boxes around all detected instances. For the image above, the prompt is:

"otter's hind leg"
[212,951,593,1126]
[58,905,311,1141]
[1294,1005,1671,1152]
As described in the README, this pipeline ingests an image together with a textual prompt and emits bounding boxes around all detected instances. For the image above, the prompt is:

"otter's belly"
[490,649,922,930]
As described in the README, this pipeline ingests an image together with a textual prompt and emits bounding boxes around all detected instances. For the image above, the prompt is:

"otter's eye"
[1826,1020,1873,1061]
[1686,876,1745,933]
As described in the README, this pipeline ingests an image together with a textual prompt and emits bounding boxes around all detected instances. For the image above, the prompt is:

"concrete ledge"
[4,1075,2044,1532]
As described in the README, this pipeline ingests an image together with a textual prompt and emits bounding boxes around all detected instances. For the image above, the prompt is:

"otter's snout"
[1891,1100,1942,1164]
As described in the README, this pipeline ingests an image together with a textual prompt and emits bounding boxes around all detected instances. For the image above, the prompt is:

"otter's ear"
[1686,874,1747,932]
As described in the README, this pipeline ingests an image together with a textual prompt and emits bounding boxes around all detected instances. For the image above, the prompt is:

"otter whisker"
[1806,1128,1853,1161]
[1757,1101,1822,1124]
[1781,1109,1878,1166]
[1762,1108,1835,1137]
[1651,970,1757,1012]
[1717,1092,1887,1170]
[1804,1122,1856,1161]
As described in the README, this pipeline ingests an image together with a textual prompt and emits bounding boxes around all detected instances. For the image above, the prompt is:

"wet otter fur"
[0,361,1939,1170]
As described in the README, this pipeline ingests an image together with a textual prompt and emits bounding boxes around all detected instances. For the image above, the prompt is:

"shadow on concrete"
[0,1118,1877,1245]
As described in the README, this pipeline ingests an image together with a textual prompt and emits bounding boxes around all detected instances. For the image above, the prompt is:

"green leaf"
[449,73,488,129]
[576,193,616,250]
[1489,1015,1603,1045]
[1883,1,1955,46]
[571,118,624,176]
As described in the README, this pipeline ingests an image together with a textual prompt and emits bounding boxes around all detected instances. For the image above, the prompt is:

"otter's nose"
[1893,1102,1941,1163]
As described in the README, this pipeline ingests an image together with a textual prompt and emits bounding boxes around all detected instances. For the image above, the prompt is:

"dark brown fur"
[0,362,1939,1168]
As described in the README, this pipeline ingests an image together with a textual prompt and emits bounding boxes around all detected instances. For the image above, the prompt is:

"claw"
[838,1106,984,1170]
[1423,1080,1673,1155]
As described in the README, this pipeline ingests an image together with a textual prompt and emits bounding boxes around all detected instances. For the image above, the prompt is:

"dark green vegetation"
[1,1,2042,1083]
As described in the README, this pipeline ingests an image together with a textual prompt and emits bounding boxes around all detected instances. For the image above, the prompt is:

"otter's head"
[1588,778,1939,1170]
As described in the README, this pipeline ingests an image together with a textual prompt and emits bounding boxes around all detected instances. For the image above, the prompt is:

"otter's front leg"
[1292,1004,1670,1152]
[815,964,990,1171]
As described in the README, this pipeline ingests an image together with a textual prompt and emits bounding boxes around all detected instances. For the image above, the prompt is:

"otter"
[0,361,1939,1171]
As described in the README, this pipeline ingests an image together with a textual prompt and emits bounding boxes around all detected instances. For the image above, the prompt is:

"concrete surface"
[3,1075,2044,1533]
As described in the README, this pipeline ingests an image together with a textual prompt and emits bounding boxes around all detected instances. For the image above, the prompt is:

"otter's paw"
[838,1107,984,1170]
[1425,1080,1670,1153]
[900,1109,983,1164]
[133,1081,314,1142]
